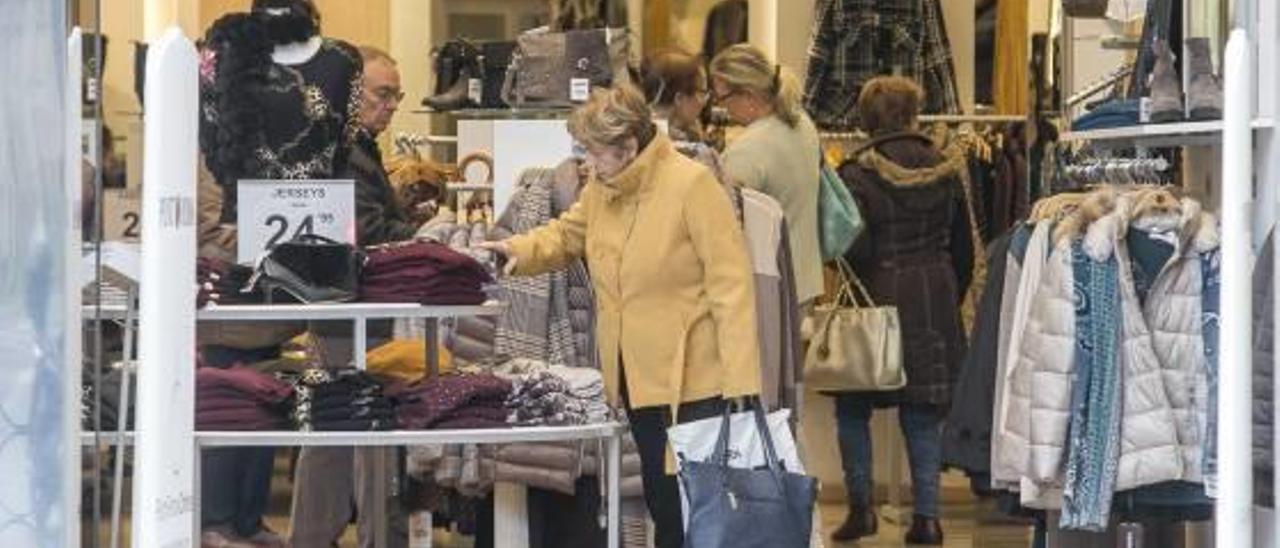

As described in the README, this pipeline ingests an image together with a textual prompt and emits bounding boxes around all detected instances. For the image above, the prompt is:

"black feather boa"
[199,0,319,186]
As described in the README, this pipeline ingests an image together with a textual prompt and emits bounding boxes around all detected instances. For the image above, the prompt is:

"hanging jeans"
[199,344,279,537]
[834,398,943,518]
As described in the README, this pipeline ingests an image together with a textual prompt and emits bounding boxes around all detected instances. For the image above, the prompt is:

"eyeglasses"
[370,87,405,104]
[710,87,739,104]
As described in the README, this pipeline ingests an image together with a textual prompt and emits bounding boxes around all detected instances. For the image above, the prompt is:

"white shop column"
[131,27,200,548]
[746,0,815,74]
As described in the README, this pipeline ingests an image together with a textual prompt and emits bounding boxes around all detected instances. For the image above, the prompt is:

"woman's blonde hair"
[566,84,656,149]
[709,43,803,127]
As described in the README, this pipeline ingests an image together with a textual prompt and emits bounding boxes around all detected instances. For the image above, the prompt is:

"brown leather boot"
[904,514,944,545]
[831,506,878,542]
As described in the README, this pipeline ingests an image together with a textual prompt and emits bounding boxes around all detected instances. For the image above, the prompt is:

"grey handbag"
[678,403,817,548]
[501,27,631,107]
[1062,0,1109,18]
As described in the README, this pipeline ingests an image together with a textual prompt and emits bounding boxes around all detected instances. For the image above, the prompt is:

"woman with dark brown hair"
[640,48,709,143]
[832,76,970,545]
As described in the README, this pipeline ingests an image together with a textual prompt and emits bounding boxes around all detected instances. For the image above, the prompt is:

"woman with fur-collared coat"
[831,77,972,545]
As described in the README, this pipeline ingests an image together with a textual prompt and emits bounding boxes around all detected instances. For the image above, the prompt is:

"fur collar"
[853,134,966,188]
[1062,190,1220,261]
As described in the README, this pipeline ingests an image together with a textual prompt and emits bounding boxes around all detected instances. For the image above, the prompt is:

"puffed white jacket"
[994,194,1218,505]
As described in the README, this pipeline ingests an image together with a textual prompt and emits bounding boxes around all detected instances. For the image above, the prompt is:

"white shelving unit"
[1051,3,1272,547]
[194,424,626,548]
[1060,119,1276,148]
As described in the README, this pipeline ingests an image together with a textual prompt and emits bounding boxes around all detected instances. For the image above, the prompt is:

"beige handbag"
[804,260,905,392]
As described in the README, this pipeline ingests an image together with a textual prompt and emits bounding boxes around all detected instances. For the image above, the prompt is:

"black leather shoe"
[831,507,877,542]
[904,514,943,545]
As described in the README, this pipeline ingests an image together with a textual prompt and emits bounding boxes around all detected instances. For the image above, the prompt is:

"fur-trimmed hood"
[1053,188,1220,261]
[852,132,967,188]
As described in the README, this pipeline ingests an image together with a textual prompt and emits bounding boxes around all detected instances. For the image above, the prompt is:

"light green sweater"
[723,113,824,303]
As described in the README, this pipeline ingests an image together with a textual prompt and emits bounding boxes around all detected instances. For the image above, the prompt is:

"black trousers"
[621,371,725,548]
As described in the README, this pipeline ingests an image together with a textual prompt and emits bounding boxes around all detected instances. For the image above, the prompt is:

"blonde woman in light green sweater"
[710,44,824,304]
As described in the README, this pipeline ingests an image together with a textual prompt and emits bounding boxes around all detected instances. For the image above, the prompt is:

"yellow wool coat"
[507,133,762,411]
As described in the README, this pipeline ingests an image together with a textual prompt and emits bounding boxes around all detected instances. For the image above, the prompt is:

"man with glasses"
[351,46,417,244]
[288,46,414,548]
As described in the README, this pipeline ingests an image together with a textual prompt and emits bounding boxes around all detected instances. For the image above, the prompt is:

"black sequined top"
[200,37,363,222]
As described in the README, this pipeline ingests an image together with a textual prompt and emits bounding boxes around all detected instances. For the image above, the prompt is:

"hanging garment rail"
[1059,157,1172,186]
[393,132,458,158]
[819,115,1025,141]
[918,114,1027,123]
[1066,63,1135,107]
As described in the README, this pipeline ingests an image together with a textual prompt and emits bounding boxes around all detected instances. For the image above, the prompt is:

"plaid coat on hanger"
[803,0,961,130]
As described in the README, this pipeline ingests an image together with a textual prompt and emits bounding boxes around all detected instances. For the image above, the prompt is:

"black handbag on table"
[678,402,818,548]
[251,234,364,304]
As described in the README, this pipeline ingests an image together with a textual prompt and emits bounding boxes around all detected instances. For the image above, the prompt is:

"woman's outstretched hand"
[476,240,517,276]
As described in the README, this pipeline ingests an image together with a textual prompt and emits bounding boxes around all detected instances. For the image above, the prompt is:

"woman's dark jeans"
[834,397,943,517]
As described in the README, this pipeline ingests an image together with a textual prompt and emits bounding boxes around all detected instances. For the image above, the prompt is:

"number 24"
[265,214,315,248]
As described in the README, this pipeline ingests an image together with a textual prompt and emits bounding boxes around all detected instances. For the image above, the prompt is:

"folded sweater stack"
[492,358,611,426]
[361,241,492,305]
[391,372,512,429]
[196,366,292,431]
[286,369,396,431]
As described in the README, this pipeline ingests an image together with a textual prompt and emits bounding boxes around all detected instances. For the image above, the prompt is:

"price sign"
[570,78,590,102]
[103,188,143,242]
[467,78,483,105]
[236,179,355,263]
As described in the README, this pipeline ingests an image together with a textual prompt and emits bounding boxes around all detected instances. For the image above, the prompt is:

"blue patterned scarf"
[1201,250,1221,495]
[1060,242,1123,530]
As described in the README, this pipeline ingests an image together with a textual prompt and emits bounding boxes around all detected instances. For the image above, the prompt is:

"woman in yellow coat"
[483,84,762,548]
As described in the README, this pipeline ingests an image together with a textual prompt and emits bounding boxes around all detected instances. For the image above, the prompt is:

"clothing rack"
[918,114,1027,124]
[1060,157,1172,186]
[1066,62,1135,107]
[392,132,458,158]
[819,115,1025,141]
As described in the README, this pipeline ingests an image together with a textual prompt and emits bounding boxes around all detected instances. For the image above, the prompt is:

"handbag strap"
[748,400,784,474]
[835,258,877,308]
[711,406,734,466]
[284,233,343,246]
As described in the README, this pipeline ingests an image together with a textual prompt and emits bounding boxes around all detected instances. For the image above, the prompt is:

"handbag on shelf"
[478,40,517,108]
[501,27,631,108]
[678,402,818,548]
[1062,0,1109,18]
[804,259,905,392]
[817,161,864,261]
[250,234,364,304]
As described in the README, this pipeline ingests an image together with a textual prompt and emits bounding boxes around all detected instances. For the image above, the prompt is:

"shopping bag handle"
[710,400,784,475]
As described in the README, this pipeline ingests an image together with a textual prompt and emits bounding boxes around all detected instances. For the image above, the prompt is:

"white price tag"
[468,78,483,105]
[1139,97,1152,123]
[236,179,355,263]
[570,78,590,102]
[103,188,142,242]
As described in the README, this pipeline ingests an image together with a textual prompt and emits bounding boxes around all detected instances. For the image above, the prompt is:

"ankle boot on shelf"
[1147,38,1184,123]
[423,39,480,111]
[831,506,878,542]
[1185,37,1223,120]
[425,64,477,111]
[904,514,944,546]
